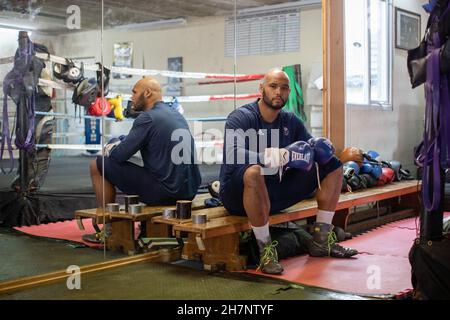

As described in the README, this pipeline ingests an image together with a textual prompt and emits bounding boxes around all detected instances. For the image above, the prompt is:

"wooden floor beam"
[0,248,181,294]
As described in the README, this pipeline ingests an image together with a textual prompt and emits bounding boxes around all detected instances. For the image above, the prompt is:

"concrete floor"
[1,261,367,300]
[0,227,125,282]
[0,227,368,300]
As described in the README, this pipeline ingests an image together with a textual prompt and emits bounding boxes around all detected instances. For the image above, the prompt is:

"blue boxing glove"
[360,162,382,179]
[264,141,314,179]
[343,161,360,176]
[308,137,335,165]
[104,135,126,157]
[364,150,381,163]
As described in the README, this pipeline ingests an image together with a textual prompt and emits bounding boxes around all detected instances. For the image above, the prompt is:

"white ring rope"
[35,139,224,151]
[0,52,263,81]
[35,144,102,150]
[35,111,227,122]
[37,78,260,103]
[2,51,258,155]
[0,36,258,168]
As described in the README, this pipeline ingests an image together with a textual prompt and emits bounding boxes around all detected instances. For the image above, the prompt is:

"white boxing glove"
[263,147,289,168]
[104,138,121,157]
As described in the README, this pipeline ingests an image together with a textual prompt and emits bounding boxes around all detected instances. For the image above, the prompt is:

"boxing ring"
[0,33,269,226]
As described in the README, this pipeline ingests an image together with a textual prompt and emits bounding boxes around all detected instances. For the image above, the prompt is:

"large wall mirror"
[0,0,325,287]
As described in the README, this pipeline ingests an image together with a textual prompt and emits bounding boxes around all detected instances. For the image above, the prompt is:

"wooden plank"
[173,180,420,238]
[175,216,249,238]
[322,0,329,138]
[200,234,247,271]
[106,221,136,254]
[152,206,229,226]
[145,221,172,237]
[190,206,230,218]
[323,0,345,153]
[158,196,318,231]
[181,233,246,271]
[174,210,318,239]
[151,216,192,226]
[75,193,210,221]
[335,181,420,209]
[75,207,162,221]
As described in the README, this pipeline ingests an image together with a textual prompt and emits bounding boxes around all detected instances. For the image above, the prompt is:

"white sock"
[252,223,270,243]
[316,209,335,225]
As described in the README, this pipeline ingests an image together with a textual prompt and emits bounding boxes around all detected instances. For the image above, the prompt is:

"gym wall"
[51,8,323,137]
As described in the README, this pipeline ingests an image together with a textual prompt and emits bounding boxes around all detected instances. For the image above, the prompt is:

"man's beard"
[133,93,146,111]
[262,89,287,110]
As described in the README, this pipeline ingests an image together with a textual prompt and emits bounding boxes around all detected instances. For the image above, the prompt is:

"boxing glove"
[208,180,220,198]
[370,164,382,179]
[307,137,335,165]
[107,95,124,121]
[340,147,364,166]
[364,150,381,163]
[386,160,402,181]
[341,176,350,193]
[104,135,126,157]
[264,141,314,172]
[343,161,360,176]
[359,173,378,188]
[347,174,363,191]
[343,166,355,180]
[377,167,395,186]
[88,97,111,116]
[360,163,382,179]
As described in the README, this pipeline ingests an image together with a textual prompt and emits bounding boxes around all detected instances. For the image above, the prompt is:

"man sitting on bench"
[90,76,201,209]
[219,68,357,275]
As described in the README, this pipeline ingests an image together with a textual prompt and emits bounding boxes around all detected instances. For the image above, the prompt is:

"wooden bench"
[151,180,421,271]
[74,180,420,265]
[74,193,210,254]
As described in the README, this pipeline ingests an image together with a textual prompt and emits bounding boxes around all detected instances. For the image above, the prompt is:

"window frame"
[345,0,393,110]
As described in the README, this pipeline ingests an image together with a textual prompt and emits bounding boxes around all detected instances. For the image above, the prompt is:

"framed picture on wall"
[395,7,421,50]
[166,57,183,96]
[112,42,133,79]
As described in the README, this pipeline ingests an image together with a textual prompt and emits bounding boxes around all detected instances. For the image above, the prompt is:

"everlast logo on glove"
[292,151,310,162]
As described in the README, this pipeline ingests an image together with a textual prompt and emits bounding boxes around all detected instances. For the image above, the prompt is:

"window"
[345,0,392,107]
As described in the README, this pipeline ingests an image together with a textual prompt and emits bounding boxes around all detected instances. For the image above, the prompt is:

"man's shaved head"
[262,68,290,85]
[136,76,162,94]
[259,68,291,111]
[131,76,163,111]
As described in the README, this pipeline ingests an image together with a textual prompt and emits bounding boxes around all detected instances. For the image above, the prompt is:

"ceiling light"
[112,18,187,31]
[238,0,321,15]
[0,23,36,32]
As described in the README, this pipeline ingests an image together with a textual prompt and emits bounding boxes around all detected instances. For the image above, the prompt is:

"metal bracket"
[76,218,85,230]
[92,219,102,233]
[195,234,206,251]
[176,237,185,249]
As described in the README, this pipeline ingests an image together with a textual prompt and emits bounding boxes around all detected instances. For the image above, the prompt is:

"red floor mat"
[239,216,441,297]
[244,254,412,296]
[383,212,450,230]
[382,217,421,230]
[343,227,417,258]
[14,220,119,248]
